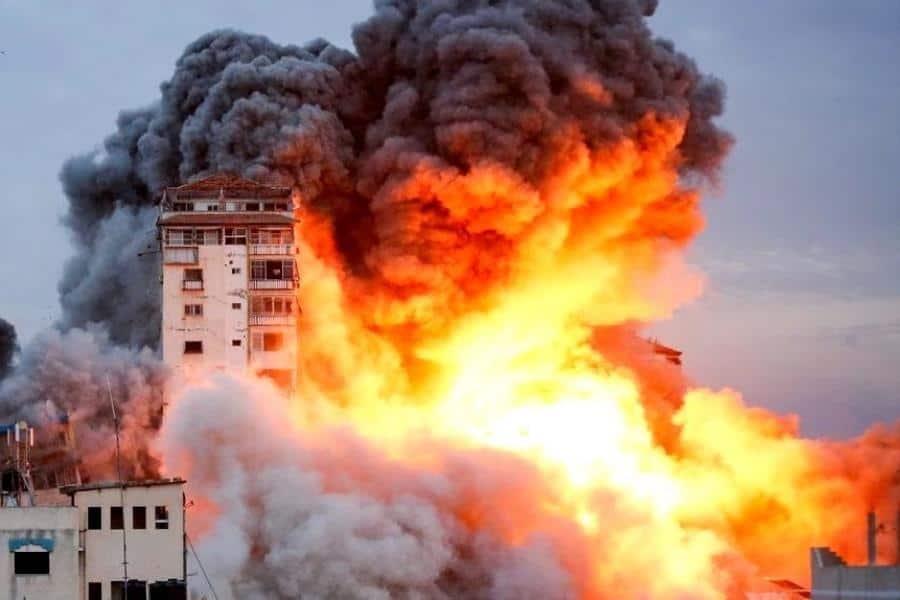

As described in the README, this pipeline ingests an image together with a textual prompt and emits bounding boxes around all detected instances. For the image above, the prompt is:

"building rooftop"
[165,174,291,200]
[59,478,185,496]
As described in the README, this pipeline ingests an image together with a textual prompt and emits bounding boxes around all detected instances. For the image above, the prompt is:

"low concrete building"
[0,505,79,600]
[810,547,900,599]
[61,479,187,600]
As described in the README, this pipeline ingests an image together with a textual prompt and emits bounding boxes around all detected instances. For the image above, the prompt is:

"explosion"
[2,1,899,598]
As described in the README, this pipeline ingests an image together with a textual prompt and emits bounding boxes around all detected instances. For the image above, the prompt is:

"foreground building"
[158,174,299,391]
[61,479,187,600]
[810,512,900,599]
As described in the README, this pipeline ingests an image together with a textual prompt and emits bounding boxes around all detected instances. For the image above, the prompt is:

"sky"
[0,0,897,438]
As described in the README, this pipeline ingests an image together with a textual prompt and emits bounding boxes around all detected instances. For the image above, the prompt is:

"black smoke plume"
[0,318,17,381]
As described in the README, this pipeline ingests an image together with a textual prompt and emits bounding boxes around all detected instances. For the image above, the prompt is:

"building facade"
[0,506,79,600]
[62,479,187,600]
[158,174,298,390]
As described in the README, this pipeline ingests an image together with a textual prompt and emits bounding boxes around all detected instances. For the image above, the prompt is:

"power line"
[186,533,220,600]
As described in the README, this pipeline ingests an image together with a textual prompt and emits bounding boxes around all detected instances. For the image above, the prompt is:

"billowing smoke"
[9,0,899,597]
[0,326,166,478]
[55,0,731,348]
[0,318,16,381]
[161,375,578,600]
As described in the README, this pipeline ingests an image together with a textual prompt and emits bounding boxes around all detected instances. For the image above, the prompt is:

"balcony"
[249,315,295,326]
[249,279,295,290]
[164,247,198,264]
[249,244,294,256]
[182,280,204,291]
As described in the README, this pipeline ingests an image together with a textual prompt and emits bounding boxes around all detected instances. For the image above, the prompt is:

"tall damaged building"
[158,174,299,392]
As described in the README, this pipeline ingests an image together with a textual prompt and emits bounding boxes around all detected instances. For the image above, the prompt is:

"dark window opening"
[224,228,247,245]
[110,506,124,530]
[263,332,284,351]
[231,303,241,310]
[183,268,203,281]
[133,506,147,530]
[245,202,259,211]
[184,304,203,317]
[232,339,242,347]
[89,581,102,600]
[250,260,294,281]
[14,551,50,575]
[232,267,241,274]
[155,505,169,529]
[184,341,203,355]
[87,506,102,530]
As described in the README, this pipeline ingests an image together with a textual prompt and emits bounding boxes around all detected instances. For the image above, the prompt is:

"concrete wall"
[0,507,79,600]
[811,547,900,599]
[162,243,249,376]
[72,484,184,600]
[161,231,297,384]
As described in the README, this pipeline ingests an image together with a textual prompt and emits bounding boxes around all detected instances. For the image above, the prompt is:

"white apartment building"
[61,479,187,600]
[0,478,186,600]
[158,174,299,391]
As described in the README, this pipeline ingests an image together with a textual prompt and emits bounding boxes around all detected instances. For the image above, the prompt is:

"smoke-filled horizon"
[2,1,899,598]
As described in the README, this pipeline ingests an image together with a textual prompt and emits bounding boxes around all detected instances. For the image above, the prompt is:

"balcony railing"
[249,315,296,326]
[249,244,294,256]
[164,247,198,264]
[182,280,204,291]
[249,279,295,290]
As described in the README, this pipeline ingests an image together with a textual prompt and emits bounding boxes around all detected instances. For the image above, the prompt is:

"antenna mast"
[107,377,129,598]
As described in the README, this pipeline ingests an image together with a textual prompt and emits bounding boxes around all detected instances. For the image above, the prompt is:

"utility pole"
[108,377,129,599]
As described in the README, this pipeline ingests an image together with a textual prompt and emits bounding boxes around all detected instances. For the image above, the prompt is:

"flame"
[160,110,898,599]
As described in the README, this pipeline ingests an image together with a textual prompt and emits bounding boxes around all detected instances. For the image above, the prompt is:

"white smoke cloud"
[158,374,576,600]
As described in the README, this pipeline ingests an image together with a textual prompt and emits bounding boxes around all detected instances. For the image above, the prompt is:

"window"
[172,202,192,211]
[111,581,123,600]
[155,506,169,529]
[184,304,203,317]
[232,267,241,274]
[87,506,101,530]
[224,227,247,245]
[232,303,242,310]
[183,268,204,290]
[14,552,49,575]
[202,229,220,245]
[110,506,124,530]
[250,260,294,280]
[89,582,102,600]
[165,228,192,246]
[251,296,294,316]
[206,205,217,211]
[263,332,284,351]
[250,229,293,245]
[245,202,260,211]
[133,506,146,530]
[232,339,242,347]
[166,229,219,246]
[184,341,203,355]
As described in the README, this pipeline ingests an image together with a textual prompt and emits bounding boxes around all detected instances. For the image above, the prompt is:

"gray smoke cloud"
[0,325,167,479]
[54,0,731,346]
[0,318,17,381]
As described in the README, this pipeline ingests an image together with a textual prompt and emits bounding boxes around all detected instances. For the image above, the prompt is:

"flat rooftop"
[60,478,185,496]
